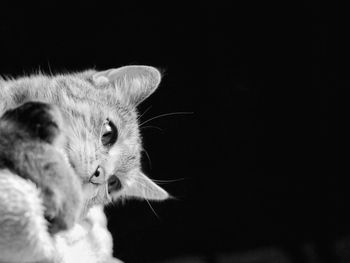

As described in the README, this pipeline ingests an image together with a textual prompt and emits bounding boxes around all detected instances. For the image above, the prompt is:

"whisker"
[145,198,160,219]
[151,178,187,184]
[140,125,164,132]
[137,105,153,122]
[132,180,161,220]
[140,112,194,127]
[142,148,152,169]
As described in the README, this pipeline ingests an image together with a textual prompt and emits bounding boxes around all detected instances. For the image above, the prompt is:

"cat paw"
[43,177,82,235]
[45,205,77,235]
[38,149,83,235]
[43,188,69,234]
[2,101,63,144]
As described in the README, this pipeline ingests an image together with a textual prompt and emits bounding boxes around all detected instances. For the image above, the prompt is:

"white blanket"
[0,170,122,263]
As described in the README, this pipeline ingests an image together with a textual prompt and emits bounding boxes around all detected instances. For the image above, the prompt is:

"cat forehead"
[4,73,139,129]
[63,97,138,136]
[16,72,134,108]
[56,73,139,121]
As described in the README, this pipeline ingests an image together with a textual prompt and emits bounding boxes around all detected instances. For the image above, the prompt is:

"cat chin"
[81,189,116,216]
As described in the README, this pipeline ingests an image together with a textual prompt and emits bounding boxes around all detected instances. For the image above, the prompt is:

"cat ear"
[92,65,161,105]
[124,171,169,201]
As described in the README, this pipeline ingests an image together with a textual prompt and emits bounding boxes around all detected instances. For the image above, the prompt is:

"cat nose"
[108,175,122,194]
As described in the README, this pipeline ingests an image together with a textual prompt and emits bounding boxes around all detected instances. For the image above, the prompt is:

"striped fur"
[0,66,168,262]
[0,67,168,212]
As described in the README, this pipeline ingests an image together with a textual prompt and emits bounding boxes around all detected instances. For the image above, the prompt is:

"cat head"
[1,65,169,213]
[62,66,169,212]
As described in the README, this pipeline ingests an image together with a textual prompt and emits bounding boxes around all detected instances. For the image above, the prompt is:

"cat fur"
[0,66,168,263]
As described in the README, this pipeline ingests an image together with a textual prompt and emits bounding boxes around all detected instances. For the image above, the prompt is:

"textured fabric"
[0,170,123,263]
[0,169,55,262]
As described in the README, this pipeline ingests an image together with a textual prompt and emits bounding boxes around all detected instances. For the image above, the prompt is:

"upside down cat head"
[0,65,169,215]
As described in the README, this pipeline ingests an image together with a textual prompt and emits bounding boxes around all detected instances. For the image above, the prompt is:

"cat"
[0,65,169,263]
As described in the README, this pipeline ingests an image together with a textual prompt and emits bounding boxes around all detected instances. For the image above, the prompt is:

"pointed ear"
[92,65,161,105]
[124,171,169,201]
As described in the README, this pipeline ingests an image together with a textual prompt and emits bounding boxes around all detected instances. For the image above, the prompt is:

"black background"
[1,2,350,263]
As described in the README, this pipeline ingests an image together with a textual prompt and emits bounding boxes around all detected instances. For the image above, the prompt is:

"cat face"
[62,66,169,213]
[0,65,168,215]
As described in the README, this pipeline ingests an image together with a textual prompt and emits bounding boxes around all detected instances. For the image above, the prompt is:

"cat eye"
[101,119,118,146]
[89,166,104,185]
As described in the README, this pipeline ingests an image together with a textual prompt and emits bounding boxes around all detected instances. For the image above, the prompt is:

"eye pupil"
[94,167,101,177]
[102,131,112,138]
[101,120,118,146]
